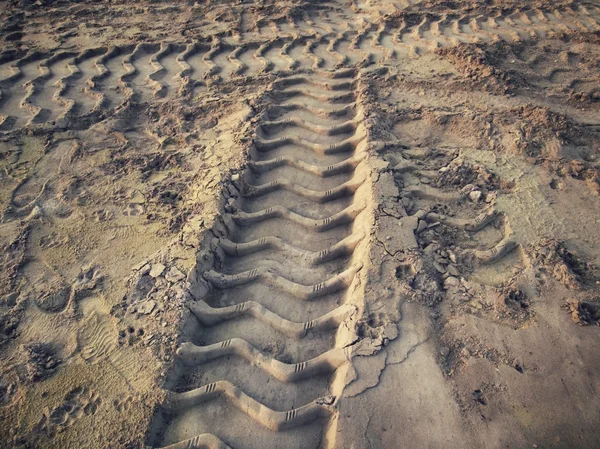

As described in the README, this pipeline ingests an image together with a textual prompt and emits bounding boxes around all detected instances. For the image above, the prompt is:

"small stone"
[469,300,483,310]
[447,265,459,277]
[423,243,438,255]
[440,346,450,357]
[138,300,156,315]
[399,215,419,231]
[469,190,482,202]
[165,267,185,283]
[149,263,166,278]
[416,220,428,234]
[434,255,447,264]
[433,262,446,274]
[444,276,459,288]
[414,209,427,219]
[132,259,149,272]
[45,360,57,370]
[448,250,457,264]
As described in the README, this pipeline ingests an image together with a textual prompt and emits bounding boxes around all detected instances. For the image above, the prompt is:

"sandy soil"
[0,1,599,448]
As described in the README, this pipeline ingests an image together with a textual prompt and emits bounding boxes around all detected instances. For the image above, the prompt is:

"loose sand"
[0,1,599,448]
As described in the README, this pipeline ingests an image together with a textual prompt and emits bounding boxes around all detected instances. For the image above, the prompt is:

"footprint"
[11,140,73,210]
[34,276,71,313]
[118,325,145,346]
[113,394,135,413]
[47,386,102,429]
[93,208,114,222]
[25,342,61,382]
[109,224,136,240]
[56,175,91,207]
[122,203,144,216]
[77,312,117,363]
[73,265,102,291]
[0,374,18,407]
[39,233,69,249]
[22,260,71,313]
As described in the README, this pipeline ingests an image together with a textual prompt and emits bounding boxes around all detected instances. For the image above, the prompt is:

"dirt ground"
[0,1,599,448]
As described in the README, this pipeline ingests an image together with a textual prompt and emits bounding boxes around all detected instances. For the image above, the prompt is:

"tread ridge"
[177,339,350,382]
[189,300,355,337]
[204,263,363,300]
[219,232,364,264]
[230,201,366,230]
[164,380,335,431]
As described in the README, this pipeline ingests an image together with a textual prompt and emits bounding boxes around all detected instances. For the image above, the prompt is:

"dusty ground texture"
[0,1,599,448]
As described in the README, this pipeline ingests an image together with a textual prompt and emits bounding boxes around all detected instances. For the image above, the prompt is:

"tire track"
[386,144,521,286]
[148,67,373,449]
[0,51,45,130]
[25,51,73,125]
[0,5,598,131]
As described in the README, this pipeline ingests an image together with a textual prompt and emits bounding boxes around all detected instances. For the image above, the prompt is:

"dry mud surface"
[0,1,599,448]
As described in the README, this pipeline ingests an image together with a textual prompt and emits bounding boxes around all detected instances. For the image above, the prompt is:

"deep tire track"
[148,68,373,449]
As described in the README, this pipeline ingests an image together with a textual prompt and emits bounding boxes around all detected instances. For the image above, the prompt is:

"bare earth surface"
[0,1,599,448]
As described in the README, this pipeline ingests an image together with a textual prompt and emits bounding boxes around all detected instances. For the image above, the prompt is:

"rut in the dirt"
[147,67,372,449]
[386,143,520,286]
[1,3,599,132]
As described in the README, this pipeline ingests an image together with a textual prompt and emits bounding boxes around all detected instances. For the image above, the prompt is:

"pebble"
[444,276,459,288]
[132,260,149,271]
[423,244,437,255]
[416,220,428,234]
[149,263,166,278]
[469,190,482,202]
[165,267,186,283]
[448,250,457,263]
[414,209,427,219]
[138,300,156,315]
[447,265,459,277]
[469,300,483,310]
[433,262,446,274]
